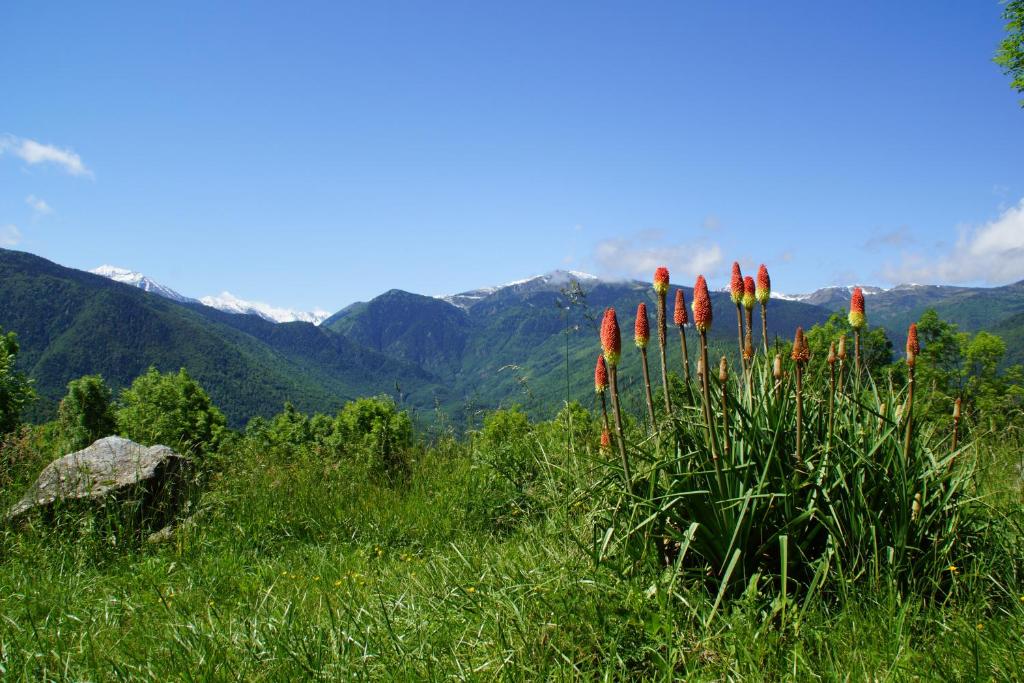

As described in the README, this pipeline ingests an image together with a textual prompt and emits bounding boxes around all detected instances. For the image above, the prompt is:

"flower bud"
[742,276,756,311]
[848,287,866,330]
[730,262,743,304]
[594,354,608,393]
[692,275,712,332]
[634,303,650,349]
[653,267,670,296]
[600,308,622,367]
[755,264,771,304]
[673,289,688,326]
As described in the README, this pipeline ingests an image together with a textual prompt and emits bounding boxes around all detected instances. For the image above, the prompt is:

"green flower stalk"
[634,302,657,432]
[601,307,631,492]
[692,275,717,461]
[653,267,672,415]
[950,397,962,469]
[903,323,919,462]
[731,262,745,370]
[674,289,692,388]
[594,353,611,435]
[743,275,756,364]
[719,356,731,460]
[791,327,809,465]
[837,335,847,395]
[849,287,866,377]
[827,341,837,448]
[756,264,771,353]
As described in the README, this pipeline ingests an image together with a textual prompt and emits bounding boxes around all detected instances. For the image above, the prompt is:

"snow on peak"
[90,265,193,303]
[91,265,329,325]
[199,292,330,325]
[437,270,604,310]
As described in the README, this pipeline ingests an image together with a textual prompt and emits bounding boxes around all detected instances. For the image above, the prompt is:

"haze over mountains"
[3,248,1022,427]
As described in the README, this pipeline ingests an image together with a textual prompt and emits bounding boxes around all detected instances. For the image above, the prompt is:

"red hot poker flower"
[634,303,650,349]
[743,276,756,310]
[791,327,810,364]
[601,308,622,367]
[692,275,712,332]
[907,323,920,357]
[594,354,608,393]
[756,264,771,304]
[673,289,688,326]
[600,428,611,452]
[848,287,866,330]
[730,262,744,304]
[653,267,670,296]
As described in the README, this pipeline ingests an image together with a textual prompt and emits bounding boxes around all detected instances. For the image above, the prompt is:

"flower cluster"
[601,308,621,367]
[730,262,744,304]
[756,264,771,304]
[594,354,608,393]
[653,267,670,296]
[634,303,650,349]
[742,276,755,311]
[673,289,688,326]
[791,326,810,364]
[692,276,712,332]
[848,287,866,330]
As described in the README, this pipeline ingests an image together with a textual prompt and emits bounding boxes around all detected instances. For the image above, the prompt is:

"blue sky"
[2,1,1023,312]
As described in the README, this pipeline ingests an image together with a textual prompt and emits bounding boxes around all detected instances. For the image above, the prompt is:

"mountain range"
[3,248,1022,427]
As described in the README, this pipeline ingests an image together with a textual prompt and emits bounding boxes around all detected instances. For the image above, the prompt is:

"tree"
[57,375,116,452]
[332,396,414,479]
[996,0,1024,106]
[0,328,35,434]
[116,367,226,456]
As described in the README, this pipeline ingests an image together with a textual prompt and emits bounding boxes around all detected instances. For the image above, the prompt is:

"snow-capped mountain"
[439,270,601,310]
[771,285,887,306]
[91,266,195,303]
[91,266,330,325]
[199,292,331,325]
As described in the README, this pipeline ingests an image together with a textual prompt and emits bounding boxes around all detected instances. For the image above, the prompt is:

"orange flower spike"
[600,308,622,367]
[594,354,608,394]
[848,287,866,330]
[742,276,756,311]
[906,323,920,367]
[791,327,810,364]
[756,264,771,304]
[673,289,688,326]
[634,303,650,349]
[600,428,611,452]
[692,275,713,332]
[653,267,670,296]
[730,262,744,304]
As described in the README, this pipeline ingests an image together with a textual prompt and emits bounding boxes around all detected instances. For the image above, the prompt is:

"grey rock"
[6,436,190,524]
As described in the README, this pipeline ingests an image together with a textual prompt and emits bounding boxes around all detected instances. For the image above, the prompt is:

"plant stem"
[735,304,745,372]
[721,366,730,460]
[760,302,769,354]
[903,364,915,462]
[698,330,717,461]
[745,307,754,359]
[608,366,632,494]
[657,294,672,415]
[599,391,610,435]
[678,326,692,400]
[639,347,657,432]
[854,330,862,378]
[827,362,835,451]
[795,363,804,465]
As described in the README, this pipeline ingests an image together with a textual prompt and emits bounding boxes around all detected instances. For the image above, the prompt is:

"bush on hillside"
[56,375,116,452]
[0,328,35,435]
[116,367,226,456]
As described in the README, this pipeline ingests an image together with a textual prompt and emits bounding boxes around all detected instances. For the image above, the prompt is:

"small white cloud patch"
[26,195,53,216]
[593,230,723,280]
[883,198,1024,285]
[0,135,92,177]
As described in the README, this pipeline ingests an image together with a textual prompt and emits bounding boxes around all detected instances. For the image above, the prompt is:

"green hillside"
[0,249,445,426]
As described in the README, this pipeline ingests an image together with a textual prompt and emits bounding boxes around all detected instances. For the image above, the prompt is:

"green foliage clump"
[116,367,226,456]
[0,328,35,435]
[332,396,414,480]
[996,0,1024,106]
[477,406,535,485]
[56,375,116,452]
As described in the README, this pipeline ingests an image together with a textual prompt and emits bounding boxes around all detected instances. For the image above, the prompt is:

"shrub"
[0,328,35,435]
[56,375,116,452]
[116,367,226,456]
[332,396,414,481]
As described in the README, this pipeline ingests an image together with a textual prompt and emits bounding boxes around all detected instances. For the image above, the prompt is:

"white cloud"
[25,194,53,216]
[593,230,723,280]
[0,134,92,177]
[882,198,1024,285]
[0,224,22,247]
